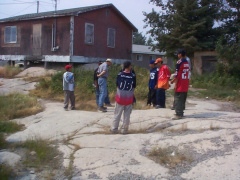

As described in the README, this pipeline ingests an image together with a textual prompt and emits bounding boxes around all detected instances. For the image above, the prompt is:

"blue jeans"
[95,88,110,106]
[98,78,107,107]
[156,88,166,108]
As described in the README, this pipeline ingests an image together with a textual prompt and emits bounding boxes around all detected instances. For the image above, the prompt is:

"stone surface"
[0,151,21,167]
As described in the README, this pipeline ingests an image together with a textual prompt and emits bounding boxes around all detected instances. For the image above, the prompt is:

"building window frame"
[85,23,94,45]
[107,28,115,48]
[136,54,143,61]
[4,26,17,44]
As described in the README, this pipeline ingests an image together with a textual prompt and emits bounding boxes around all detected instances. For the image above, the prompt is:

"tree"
[146,36,154,46]
[143,0,223,58]
[133,32,146,45]
[216,0,240,76]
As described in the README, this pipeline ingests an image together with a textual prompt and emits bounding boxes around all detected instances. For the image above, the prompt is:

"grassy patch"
[148,146,192,168]
[190,73,240,102]
[0,133,7,149]
[0,121,24,133]
[0,164,15,180]
[0,93,42,121]
[0,66,23,78]
[15,139,60,169]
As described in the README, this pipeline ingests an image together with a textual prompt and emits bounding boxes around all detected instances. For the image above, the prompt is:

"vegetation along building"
[0,4,137,67]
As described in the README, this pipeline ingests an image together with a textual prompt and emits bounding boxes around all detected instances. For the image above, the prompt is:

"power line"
[11,3,36,16]
[0,2,35,5]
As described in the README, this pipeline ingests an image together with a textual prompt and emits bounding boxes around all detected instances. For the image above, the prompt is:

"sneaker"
[171,106,175,110]
[171,115,183,120]
[71,107,76,110]
[155,105,165,109]
[109,128,118,134]
[105,104,113,107]
[120,129,128,135]
[98,106,107,112]
[103,106,107,110]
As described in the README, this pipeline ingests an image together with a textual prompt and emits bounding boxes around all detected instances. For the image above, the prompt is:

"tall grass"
[190,73,240,101]
[0,66,23,78]
[0,93,42,121]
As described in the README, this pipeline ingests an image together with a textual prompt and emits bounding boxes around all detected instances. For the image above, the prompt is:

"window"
[107,28,115,48]
[106,9,109,16]
[149,55,155,61]
[4,26,17,43]
[85,23,94,44]
[136,54,143,61]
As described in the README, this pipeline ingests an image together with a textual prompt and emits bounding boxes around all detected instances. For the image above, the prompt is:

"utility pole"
[54,0,57,11]
[37,1,39,13]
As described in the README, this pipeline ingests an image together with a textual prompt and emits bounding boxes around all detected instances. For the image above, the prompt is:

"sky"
[0,0,157,36]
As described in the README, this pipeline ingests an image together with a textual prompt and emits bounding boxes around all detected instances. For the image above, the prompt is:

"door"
[33,24,42,56]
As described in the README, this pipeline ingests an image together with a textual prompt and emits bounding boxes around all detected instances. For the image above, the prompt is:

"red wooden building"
[0,4,137,66]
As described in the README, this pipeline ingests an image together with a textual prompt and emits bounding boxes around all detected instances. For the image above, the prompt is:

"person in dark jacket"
[147,60,158,107]
[110,61,136,134]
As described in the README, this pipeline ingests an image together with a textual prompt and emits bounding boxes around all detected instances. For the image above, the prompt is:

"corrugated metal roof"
[0,3,137,31]
[132,44,165,55]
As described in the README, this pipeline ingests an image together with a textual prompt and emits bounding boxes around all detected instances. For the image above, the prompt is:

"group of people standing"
[147,49,190,120]
[63,48,190,134]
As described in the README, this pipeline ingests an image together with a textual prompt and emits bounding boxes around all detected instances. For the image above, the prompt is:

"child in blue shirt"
[147,60,158,107]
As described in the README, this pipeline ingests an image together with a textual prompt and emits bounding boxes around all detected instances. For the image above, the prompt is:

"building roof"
[0,3,137,32]
[132,44,165,55]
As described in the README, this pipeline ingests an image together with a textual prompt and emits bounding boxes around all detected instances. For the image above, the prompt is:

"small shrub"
[0,66,22,78]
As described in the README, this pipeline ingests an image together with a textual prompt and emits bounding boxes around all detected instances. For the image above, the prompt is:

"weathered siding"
[0,16,71,60]
[73,7,132,60]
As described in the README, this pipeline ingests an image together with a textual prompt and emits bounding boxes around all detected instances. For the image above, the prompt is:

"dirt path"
[1,68,240,179]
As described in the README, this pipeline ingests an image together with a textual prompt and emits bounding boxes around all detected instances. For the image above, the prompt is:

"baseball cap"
[177,49,186,55]
[65,65,72,70]
[149,60,155,64]
[106,58,112,62]
[154,58,163,64]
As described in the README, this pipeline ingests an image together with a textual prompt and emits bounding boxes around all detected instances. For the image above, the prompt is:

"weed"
[0,66,23,78]
[168,123,188,133]
[64,145,81,179]
[0,121,24,133]
[148,146,192,168]
[210,122,219,131]
[0,164,15,179]
[0,133,7,149]
[0,93,42,121]
[15,138,60,169]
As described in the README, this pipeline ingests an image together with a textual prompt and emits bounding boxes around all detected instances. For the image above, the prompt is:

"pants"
[95,88,111,106]
[147,88,156,106]
[64,90,75,109]
[175,92,188,116]
[111,103,132,132]
[156,88,166,108]
[98,78,107,107]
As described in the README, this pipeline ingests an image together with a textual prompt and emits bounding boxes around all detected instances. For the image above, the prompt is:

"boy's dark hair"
[177,49,186,57]
[123,61,131,69]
